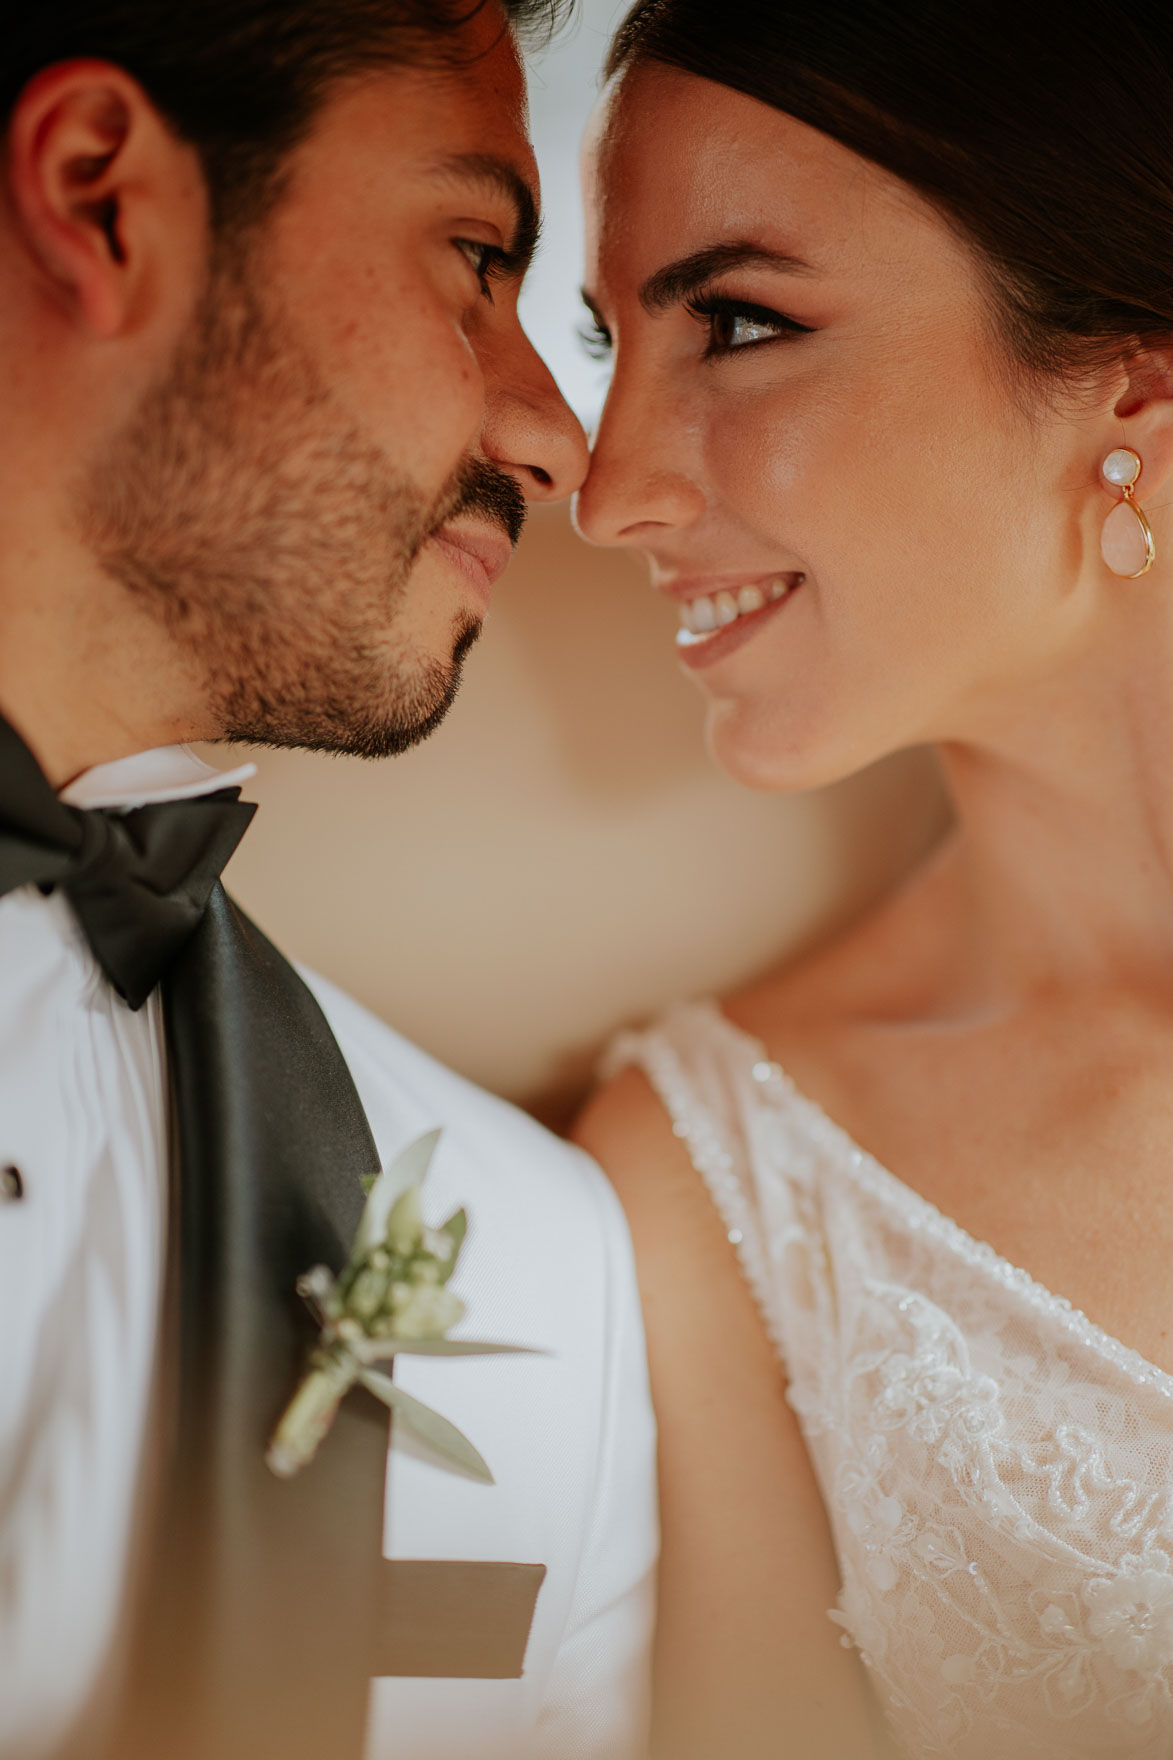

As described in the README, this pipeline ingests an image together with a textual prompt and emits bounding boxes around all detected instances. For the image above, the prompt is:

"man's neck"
[0,540,207,789]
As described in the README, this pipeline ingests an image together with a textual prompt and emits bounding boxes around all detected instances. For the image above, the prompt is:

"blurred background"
[202,0,949,1128]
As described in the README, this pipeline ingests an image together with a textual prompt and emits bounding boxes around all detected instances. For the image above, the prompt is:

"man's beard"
[76,243,526,759]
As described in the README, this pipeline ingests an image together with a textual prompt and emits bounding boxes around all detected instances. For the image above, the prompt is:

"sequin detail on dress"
[604,999,1173,1759]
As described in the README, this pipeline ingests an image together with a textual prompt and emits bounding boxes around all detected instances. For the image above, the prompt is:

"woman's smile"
[670,572,805,666]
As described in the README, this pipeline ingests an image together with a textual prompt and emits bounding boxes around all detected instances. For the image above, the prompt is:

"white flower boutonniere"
[266,1129,535,1484]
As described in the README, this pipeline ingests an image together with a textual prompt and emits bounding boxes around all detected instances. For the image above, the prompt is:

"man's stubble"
[77,237,525,759]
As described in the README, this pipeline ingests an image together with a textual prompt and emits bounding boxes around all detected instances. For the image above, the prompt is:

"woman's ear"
[1108,346,1173,495]
[4,59,206,339]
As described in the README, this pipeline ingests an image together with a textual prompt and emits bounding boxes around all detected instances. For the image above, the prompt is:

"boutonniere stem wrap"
[266,1129,536,1484]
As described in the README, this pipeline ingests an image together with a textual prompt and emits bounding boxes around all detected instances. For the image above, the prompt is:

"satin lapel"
[123,885,388,1760]
[111,887,548,1760]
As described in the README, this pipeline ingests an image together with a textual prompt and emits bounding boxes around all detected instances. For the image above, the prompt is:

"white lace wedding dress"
[607,998,1173,1759]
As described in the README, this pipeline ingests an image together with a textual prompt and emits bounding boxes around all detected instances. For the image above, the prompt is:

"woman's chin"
[705,703,894,795]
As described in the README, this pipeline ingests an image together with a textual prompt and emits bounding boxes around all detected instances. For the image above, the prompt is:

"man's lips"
[428,523,514,607]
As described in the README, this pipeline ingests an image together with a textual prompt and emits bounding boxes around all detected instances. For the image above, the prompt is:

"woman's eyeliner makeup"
[575,294,813,362]
[684,290,815,356]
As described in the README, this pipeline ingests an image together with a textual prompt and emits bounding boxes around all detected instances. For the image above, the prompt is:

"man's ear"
[1108,346,1173,494]
[4,60,207,339]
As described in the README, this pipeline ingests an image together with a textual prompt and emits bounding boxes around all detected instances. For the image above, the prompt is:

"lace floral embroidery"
[610,1000,1173,1760]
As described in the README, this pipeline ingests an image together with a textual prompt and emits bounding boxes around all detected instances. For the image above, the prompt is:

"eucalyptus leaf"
[359,1369,494,1483]
[386,1183,424,1256]
[354,1127,443,1258]
[355,1337,545,1363]
[437,1208,468,1282]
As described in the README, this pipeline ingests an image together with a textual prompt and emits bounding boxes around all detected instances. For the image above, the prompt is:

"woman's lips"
[427,524,514,610]
[663,571,807,669]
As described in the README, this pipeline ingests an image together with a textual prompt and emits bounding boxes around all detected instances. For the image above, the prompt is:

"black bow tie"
[0,710,400,1756]
[0,716,255,1007]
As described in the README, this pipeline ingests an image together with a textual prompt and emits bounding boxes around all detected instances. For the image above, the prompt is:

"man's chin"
[356,632,478,759]
[218,620,481,761]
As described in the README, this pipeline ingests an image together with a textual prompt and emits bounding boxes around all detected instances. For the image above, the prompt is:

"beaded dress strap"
[603,1007,785,1358]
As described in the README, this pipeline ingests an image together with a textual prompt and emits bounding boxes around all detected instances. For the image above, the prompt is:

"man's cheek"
[381,330,486,485]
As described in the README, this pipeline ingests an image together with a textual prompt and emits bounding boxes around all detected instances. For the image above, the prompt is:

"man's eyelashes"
[454,238,517,297]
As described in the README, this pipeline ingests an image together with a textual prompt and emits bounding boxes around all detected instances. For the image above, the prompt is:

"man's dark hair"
[6,0,569,230]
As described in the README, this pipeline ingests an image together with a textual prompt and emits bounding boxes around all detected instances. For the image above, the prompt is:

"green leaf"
[358,1369,494,1483]
[354,1128,443,1259]
[437,1208,468,1283]
[355,1338,544,1363]
[386,1183,424,1256]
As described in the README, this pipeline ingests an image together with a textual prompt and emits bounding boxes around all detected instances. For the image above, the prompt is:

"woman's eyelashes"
[686,292,815,356]
[574,294,814,361]
[578,317,614,360]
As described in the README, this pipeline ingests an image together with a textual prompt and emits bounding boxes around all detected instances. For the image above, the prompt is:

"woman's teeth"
[676,575,804,644]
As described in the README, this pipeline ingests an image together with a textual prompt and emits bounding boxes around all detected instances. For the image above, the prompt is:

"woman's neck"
[938,653,1173,1000]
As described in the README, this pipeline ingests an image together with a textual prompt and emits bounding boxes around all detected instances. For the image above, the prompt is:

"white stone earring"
[1100,446,1155,578]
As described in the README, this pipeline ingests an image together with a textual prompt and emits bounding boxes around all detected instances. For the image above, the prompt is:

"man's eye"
[454,238,508,297]
[685,293,815,357]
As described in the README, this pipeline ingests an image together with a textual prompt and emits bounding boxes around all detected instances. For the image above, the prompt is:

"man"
[0,4,656,1758]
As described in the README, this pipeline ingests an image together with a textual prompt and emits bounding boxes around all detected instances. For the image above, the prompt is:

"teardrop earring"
[1100,447,1155,578]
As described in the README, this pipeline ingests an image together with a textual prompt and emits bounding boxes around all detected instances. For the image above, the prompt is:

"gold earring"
[1100,447,1155,577]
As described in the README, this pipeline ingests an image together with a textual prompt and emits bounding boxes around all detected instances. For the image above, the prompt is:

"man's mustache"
[442,456,528,548]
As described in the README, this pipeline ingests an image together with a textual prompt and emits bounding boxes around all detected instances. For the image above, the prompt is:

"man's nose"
[481,331,589,503]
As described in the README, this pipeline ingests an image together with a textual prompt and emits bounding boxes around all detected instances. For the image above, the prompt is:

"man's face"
[79,9,586,757]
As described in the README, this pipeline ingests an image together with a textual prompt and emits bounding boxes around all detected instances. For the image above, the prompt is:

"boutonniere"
[266,1129,534,1484]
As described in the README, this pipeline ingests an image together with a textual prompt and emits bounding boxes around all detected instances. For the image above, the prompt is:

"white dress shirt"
[0,746,657,1760]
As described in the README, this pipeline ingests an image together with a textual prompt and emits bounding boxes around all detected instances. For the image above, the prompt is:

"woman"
[571,4,1173,1756]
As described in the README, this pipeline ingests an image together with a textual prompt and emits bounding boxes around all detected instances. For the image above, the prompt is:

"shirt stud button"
[1,1165,24,1202]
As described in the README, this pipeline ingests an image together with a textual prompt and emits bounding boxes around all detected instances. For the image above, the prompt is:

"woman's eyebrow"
[639,242,815,313]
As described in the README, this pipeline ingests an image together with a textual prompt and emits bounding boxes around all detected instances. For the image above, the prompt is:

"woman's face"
[577,64,1113,791]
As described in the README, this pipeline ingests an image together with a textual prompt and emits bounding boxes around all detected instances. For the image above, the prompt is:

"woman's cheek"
[709,370,874,535]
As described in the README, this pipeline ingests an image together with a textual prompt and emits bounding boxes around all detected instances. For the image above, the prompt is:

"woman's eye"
[577,319,613,360]
[686,294,814,357]
[712,312,782,349]
[454,238,507,298]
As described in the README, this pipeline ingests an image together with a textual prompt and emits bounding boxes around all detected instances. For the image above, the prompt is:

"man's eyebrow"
[639,242,815,313]
[427,152,541,274]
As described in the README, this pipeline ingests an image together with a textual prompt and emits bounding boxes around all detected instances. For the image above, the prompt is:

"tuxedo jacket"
[318,973,659,1760]
[108,926,657,1760]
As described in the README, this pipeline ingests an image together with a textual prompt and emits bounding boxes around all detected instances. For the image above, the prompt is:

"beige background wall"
[204,507,949,1126]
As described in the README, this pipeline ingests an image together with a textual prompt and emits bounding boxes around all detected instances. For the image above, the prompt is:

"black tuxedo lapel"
[107,887,547,1760]
[116,885,388,1760]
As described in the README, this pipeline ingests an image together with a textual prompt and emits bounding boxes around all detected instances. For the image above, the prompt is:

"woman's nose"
[575,383,707,547]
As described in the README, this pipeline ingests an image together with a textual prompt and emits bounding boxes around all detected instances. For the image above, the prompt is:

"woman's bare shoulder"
[574,1059,675,1167]
[573,1062,723,1269]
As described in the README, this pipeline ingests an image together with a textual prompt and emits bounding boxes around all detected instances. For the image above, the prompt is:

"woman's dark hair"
[607,0,1173,387]
[5,0,569,230]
